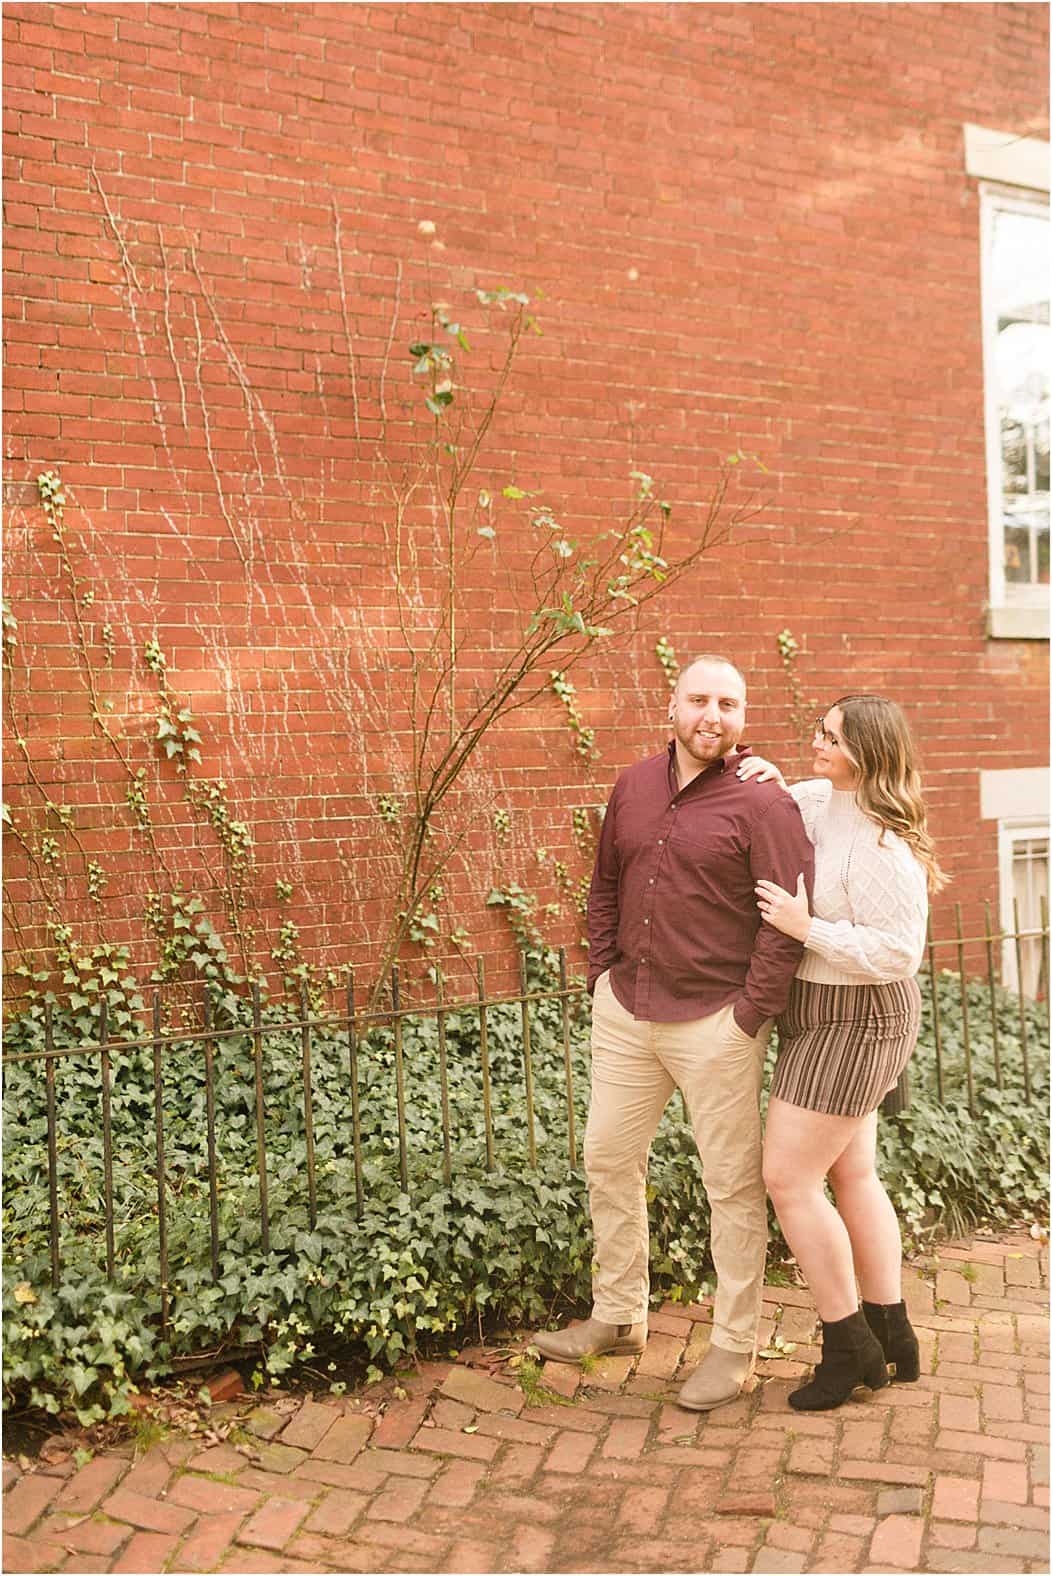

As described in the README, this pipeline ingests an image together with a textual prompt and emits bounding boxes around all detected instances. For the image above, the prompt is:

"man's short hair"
[676,654,747,695]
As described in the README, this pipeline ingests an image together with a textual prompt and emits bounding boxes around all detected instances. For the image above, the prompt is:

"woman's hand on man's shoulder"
[736,755,787,790]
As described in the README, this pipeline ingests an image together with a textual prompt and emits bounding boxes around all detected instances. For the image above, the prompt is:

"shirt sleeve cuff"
[733,999,765,1038]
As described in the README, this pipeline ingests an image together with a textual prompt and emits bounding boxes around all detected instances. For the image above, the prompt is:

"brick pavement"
[4,1231,1047,1574]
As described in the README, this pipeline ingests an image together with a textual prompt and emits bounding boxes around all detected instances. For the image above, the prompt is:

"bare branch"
[188,297,249,569]
[91,165,141,292]
[378,259,403,439]
[331,199,362,442]
[157,227,189,433]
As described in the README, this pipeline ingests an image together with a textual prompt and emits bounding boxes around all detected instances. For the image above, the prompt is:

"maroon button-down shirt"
[587,742,814,1037]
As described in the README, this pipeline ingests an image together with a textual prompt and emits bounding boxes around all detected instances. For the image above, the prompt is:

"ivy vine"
[549,670,597,762]
[656,634,679,691]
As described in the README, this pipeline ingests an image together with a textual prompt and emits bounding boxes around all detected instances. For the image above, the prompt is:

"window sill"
[987,603,1050,640]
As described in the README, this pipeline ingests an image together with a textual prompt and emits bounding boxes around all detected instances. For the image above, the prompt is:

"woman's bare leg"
[763,1097,867,1321]
[827,1113,903,1304]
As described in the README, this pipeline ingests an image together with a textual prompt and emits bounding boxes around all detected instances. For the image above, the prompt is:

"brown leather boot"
[532,1316,647,1364]
[677,1343,755,1411]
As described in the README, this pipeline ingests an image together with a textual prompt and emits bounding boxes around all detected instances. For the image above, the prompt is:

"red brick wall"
[4,2,1049,1004]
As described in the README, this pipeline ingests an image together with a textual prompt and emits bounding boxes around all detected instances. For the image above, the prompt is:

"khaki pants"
[585,970,771,1353]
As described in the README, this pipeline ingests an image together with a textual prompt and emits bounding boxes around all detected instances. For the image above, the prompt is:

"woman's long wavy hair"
[832,694,948,894]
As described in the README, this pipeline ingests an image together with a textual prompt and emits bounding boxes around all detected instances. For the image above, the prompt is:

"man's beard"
[674,721,735,763]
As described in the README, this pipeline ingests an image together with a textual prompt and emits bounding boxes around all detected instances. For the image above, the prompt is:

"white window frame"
[997,817,1049,995]
[965,124,1051,641]
[980,185,1051,633]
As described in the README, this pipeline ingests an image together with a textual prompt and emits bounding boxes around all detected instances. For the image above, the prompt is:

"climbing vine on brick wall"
[4,230,765,1018]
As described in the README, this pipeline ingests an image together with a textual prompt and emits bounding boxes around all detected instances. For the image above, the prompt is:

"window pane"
[1003,509,1049,583]
[1036,414,1050,494]
[1004,524,1029,581]
[1005,832,1050,999]
[1001,413,1028,495]
[990,210,1050,324]
[990,203,1051,592]
[996,322,1050,461]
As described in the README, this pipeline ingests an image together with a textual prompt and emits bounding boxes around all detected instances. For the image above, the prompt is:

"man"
[534,655,814,1410]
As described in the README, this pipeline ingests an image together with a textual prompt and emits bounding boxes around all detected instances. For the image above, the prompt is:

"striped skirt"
[771,976,921,1118]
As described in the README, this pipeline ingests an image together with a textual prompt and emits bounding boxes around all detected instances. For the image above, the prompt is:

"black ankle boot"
[862,1299,920,1383]
[789,1310,889,1411]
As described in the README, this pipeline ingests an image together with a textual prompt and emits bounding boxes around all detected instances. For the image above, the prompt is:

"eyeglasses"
[813,716,842,749]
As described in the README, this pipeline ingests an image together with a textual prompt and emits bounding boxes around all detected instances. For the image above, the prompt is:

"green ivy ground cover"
[2,966,1047,1425]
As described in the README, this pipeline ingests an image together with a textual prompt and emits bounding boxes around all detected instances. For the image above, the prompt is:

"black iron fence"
[2,902,1048,1332]
[4,950,588,1324]
[924,898,1048,1106]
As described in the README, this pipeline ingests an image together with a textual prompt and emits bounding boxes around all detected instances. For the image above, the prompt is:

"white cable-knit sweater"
[788,779,929,985]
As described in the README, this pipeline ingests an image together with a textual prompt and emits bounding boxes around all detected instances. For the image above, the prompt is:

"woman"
[738,695,945,1410]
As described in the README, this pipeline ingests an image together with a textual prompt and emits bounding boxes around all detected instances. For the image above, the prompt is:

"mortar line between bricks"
[165,1488,261,1570]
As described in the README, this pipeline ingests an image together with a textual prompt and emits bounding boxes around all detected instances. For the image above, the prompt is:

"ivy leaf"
[68,1364,99,1397]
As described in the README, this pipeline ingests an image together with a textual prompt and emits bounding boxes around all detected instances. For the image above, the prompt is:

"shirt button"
[658,839,664,845]
[643,918,649,925]
[641,957,647,963]
[649,878,654,885]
